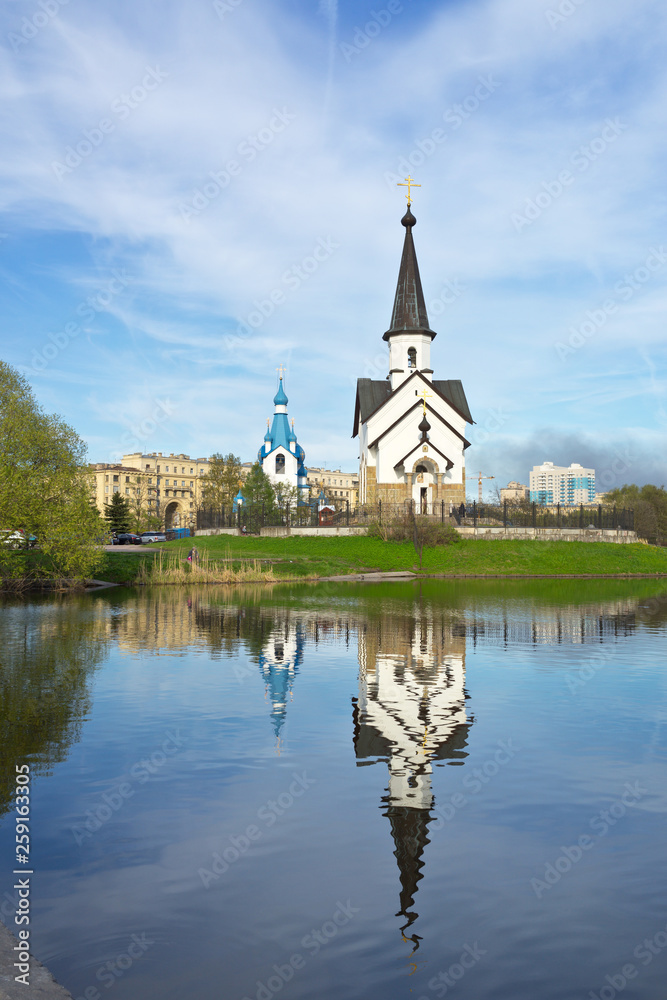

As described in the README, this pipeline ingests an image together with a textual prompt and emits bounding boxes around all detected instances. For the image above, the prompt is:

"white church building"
[257,376,308,497]
[354,196,473,507]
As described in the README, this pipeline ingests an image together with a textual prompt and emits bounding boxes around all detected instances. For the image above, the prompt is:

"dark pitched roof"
[383,207,437,343]
[353,373,473,437]
[432,380,474,426]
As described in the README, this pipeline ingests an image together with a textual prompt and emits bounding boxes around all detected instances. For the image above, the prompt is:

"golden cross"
[397,175,421,204]
[417,388,432,414]
[276,363,287,379]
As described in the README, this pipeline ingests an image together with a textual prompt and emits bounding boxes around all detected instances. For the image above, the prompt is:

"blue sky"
[1,0,666,492]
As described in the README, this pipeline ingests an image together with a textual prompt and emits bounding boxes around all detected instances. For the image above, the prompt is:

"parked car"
[115,533,142,545]
[140,531,167,544]
[0,529,36,548]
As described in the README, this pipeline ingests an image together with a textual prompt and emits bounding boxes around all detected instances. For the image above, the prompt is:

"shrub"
[366,515,461,546]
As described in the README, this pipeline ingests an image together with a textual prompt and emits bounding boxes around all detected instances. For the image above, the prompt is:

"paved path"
[0,921,72,1000]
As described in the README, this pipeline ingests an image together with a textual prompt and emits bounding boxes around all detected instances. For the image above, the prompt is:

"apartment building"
[306,467,359,506]
[529,462,596,506]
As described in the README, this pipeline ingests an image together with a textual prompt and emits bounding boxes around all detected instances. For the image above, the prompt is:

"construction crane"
[474,471,495,503]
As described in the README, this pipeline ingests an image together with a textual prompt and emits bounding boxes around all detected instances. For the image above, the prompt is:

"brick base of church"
[364,468,466,507]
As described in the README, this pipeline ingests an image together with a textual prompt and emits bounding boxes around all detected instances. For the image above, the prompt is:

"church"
[257,372,309,498]
[354,182,473,507]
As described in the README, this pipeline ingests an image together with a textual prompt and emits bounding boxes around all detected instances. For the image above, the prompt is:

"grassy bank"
[95,535,667,585]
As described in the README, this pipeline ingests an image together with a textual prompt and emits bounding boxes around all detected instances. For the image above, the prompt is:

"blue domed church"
[258,375,309,497]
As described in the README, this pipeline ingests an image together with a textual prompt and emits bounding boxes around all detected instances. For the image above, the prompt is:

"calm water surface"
[1,579,666,1000]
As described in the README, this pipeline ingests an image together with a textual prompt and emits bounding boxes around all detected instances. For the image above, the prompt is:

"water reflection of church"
[258,621,304,745]
[352,606,473,953]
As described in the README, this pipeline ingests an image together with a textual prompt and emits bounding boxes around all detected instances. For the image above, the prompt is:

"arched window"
[407,347,417,369]
[275,454,285,475]
[415,464,427,474]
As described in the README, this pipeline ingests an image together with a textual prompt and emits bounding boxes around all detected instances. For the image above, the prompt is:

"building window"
[190,468,193,474]
[113,475,119,482]
[276,454,285,475]
[113,486,119,493]
[181,480,185,487]
[125,488,130,495]
[165,466,169,472]
[105,475,109,483]
[104,486,109,494]
[165,479,170,486]
[149,478,153,485]
[408,347,417,369]
[190,481,193,487]
[125,476,130,483]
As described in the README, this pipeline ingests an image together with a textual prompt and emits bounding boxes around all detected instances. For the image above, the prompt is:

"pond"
[1,579,666,1000]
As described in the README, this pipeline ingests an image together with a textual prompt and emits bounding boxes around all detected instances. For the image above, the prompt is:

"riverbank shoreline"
[0,920,73,999]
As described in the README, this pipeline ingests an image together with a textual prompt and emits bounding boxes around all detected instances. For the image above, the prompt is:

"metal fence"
[197,501,634,532]
[349,500,634,530]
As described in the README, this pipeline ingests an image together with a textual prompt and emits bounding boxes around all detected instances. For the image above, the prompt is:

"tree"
[606,484,667,544]
[125,473,163,532]
[241,462,276,509]
[103,492,132,533]
[0,360,105,585]
[200,452,243,508]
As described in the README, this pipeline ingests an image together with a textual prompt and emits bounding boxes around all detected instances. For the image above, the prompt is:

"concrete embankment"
[0,920,73,1000]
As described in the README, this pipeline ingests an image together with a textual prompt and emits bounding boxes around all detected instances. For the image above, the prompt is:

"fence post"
[473,500,477,527]
[532,502,536,528]
[346,499,350,527]
[441,500,444,523]
[503,500,507,528]
[378,500,382,525]
[579,503,584,529]
[613,505,617,529]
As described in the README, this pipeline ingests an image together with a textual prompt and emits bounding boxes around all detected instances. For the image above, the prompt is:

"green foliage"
[241,462,277,508]
[606,484,667,544]
[367,515,461,546]
[104,492,132,533]
[200,452,243,508]
[0,360,105,587]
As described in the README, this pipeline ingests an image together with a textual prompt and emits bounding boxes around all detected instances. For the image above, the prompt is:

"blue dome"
[273,379,288,406]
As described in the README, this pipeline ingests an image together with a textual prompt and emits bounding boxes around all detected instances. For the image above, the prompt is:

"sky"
[1,0,666,495]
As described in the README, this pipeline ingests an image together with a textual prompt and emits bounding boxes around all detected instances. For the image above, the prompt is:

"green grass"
[96,534,667,584]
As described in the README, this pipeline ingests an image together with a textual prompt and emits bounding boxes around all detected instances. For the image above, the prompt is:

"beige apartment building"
[91,452,215,529]
[306,467,359,506]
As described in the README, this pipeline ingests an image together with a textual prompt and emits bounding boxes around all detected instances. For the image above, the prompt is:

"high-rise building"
[529,461,596,505]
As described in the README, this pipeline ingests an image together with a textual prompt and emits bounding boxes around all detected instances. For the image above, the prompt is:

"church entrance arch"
[411,458,438,511]
[164,501,182,530]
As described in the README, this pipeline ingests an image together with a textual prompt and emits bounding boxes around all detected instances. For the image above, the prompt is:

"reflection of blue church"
[258,622,305,741]
[257,376,309,498]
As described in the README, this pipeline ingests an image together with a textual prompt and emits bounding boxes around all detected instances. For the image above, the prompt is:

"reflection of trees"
[0,598,108,820]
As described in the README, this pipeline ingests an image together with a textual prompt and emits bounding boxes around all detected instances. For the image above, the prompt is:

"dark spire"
[383,207,437,343]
